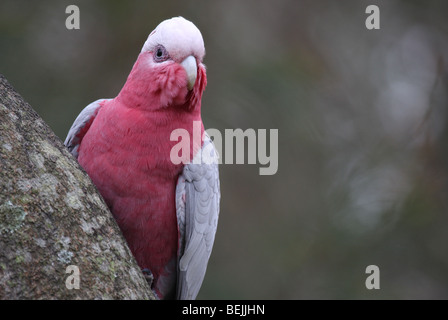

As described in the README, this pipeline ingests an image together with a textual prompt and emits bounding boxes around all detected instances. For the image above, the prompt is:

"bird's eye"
[153,45,169,62]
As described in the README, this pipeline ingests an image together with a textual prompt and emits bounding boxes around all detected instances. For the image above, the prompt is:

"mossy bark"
[0,74,156,299]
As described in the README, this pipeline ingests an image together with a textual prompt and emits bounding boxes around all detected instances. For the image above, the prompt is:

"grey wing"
[64,99,110,158]
[175,133,221,300]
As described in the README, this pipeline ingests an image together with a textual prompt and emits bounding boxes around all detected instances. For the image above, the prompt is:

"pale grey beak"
[180,55,197,90]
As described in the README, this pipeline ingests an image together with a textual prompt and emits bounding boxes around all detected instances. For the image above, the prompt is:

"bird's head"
[118,17,207,110]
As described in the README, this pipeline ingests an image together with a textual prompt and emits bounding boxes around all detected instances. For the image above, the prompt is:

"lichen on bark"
[0,74,155,299]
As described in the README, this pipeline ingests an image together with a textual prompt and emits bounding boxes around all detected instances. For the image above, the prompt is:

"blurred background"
[1,0,448,299]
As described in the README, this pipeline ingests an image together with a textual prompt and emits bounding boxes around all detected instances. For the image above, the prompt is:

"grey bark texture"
[0,74,156,299]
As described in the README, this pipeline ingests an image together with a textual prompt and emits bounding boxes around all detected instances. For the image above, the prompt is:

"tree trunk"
[0,74,156,300]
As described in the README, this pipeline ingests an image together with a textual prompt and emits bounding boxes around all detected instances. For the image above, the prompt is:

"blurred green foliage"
[1,0,448,299]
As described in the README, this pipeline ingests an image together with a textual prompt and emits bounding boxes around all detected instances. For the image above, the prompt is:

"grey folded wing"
[64,99,110,158]
[175,133,221,300]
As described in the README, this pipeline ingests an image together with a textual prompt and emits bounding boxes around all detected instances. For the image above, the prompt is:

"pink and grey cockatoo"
[64,17,220,300]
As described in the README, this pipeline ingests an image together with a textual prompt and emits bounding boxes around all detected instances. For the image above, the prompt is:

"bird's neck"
[113,54,207,163]
[115,70,160,111]
[115,53,206,113]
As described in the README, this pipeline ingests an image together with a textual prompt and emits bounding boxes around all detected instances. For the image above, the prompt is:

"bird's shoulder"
[64,98,111,158]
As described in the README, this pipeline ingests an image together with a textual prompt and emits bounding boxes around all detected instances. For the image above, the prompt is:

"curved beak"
[180,55,197,91]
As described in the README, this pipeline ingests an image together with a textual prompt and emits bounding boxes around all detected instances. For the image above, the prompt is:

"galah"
[64,17,220,300]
